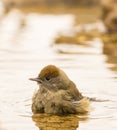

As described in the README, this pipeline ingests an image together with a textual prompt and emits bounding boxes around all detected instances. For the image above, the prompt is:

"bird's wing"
[68,80,83,101]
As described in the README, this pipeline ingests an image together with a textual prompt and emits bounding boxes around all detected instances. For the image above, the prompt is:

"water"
[0,9,117,130]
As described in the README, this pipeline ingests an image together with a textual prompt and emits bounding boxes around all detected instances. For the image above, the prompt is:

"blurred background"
[0,0,117,130]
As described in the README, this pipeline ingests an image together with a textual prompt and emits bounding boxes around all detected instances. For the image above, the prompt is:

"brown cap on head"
[38,65,60,79]
[29,65,61,83]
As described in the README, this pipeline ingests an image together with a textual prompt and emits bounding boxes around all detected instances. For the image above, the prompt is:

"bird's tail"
[73,97,90,114]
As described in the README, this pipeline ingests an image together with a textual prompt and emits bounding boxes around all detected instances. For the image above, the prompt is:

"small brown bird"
[30,65,90,115]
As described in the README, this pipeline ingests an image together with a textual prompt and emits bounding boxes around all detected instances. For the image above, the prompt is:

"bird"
[29,65,90,115]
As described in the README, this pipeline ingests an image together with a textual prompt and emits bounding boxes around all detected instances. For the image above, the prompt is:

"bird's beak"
[29,77,43,83]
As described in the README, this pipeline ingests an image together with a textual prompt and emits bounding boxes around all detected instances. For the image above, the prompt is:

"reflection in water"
[32,114,88,130]
[106,56,117,74]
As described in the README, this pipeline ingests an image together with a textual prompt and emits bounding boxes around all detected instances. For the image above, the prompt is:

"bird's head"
[29,65,70,92]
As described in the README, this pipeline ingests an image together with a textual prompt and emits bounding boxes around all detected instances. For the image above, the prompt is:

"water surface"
[0,9,117,130]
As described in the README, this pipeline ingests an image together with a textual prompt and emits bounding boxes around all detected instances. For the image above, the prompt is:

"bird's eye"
[45,77,50,81]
